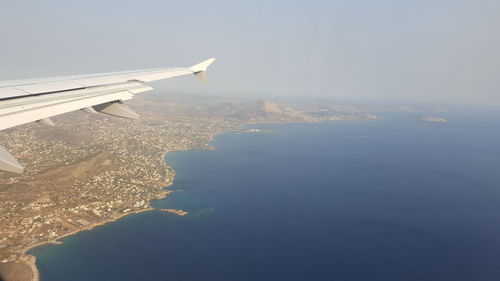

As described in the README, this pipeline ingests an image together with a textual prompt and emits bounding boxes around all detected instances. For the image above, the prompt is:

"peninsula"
[160,209,189,216]
[0,94,377,281]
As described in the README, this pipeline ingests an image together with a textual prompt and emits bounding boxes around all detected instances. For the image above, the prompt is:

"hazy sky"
[0,0,499,105]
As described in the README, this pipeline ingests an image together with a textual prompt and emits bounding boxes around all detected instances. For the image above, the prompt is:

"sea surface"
[32,112,500,281]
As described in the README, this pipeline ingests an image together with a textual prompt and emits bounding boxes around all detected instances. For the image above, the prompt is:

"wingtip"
[190,58,216,73]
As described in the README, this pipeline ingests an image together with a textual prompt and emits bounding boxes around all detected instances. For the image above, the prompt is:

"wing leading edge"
[0,58,216,173]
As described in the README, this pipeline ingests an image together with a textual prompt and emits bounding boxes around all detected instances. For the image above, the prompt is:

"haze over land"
[0,0,499,105]
[0,0,498,280]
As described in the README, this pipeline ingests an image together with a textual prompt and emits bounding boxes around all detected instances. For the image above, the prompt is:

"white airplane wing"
[0,58,216,173]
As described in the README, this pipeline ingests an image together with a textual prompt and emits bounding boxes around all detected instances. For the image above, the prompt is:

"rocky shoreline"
[20,207,158,281]
[13,137,225,281]
[0,150,179,281]
[160,208,189,216]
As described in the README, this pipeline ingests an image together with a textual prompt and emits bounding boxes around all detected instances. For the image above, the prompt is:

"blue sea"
[32,112,500,281]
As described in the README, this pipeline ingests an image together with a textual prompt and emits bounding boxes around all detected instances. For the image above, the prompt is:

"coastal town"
[0,94,377,281]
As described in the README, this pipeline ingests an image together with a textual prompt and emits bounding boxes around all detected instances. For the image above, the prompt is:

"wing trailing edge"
[0,146,23,174]
[0,58,217,173]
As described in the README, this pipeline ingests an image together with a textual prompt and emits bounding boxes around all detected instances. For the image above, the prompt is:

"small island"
[419,116,448,123]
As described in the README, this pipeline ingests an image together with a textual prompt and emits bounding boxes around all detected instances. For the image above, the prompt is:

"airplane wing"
[0,58,216,174]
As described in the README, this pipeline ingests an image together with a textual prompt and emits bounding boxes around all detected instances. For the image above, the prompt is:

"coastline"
[16,150,178,281]
[0,95,380,281]
[6,124,305,280]
[17,206,157,281]
[26,256,38,281]
[17,138,220,281]
[22,207,157,255]
[10,120,364,281]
